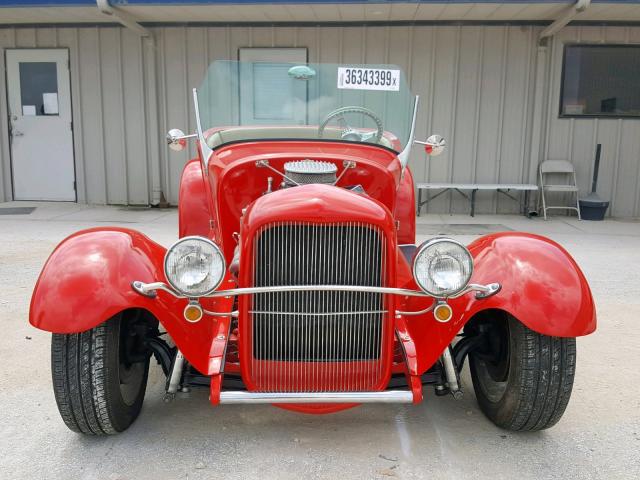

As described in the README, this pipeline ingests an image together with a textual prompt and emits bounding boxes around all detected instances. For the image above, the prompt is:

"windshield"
[196,61,414,152]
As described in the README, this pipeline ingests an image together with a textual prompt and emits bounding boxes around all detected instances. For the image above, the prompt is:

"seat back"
[537,159,581,219]
[540,160,576,174]
[207,126,394,149]
[539,160,579,188]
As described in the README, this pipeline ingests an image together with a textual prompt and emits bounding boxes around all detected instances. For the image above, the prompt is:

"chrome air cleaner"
[283,159,337,186]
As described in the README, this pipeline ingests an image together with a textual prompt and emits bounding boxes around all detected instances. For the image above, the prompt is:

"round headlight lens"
[164,236,225,297]
[413,239,473,297]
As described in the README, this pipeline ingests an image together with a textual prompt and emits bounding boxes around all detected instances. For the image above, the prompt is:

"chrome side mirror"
[167,129,186,151]
[167,128,198,152]
[415,134,446,156]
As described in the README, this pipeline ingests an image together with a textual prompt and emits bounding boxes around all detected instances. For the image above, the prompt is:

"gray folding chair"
[538,160,581,220]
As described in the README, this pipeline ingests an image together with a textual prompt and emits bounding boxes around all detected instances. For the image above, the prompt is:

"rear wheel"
[468,313,576,431]
[51,312,151,435]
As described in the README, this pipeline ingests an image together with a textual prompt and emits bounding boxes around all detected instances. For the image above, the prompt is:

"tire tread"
[50,315,147,435]
[471,315,576,431]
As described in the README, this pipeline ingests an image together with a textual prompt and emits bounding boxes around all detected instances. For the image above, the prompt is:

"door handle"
[12,131,24,137]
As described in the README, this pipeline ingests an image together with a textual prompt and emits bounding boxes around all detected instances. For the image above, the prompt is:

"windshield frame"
[192,61,419,170]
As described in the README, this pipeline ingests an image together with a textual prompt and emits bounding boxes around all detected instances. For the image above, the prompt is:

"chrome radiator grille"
[248,222,389,392]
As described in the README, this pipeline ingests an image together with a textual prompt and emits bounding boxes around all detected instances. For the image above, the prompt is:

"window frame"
[236,47,309,125]
[559,43,640,120]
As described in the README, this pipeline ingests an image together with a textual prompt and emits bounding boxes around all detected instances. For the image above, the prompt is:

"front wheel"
[51,312,150,435]
[469,313,576,431]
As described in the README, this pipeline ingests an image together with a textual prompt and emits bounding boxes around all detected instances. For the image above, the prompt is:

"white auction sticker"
[337,67,400,91]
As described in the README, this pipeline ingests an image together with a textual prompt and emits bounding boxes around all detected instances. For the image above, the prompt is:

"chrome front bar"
[218,390,414,404]
[132,281,500,301]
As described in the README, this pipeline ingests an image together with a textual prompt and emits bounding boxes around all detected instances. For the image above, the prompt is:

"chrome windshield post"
[397,95,419,170]
[192,88,213,171]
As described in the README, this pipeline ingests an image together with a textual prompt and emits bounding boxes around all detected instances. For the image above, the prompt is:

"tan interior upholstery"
[206,126,394,149]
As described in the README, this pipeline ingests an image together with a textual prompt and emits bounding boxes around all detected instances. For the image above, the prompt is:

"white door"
[238,48,308,125]
[6,49,75,201]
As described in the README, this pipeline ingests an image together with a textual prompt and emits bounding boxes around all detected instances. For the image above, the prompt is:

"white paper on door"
[22,105,36,116]
[43,93,59,115]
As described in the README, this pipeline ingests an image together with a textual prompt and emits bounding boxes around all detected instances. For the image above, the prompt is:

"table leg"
[471,189,477,217]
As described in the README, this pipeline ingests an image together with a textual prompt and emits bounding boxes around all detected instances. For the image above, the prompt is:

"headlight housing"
[164,236,225,297]
[413,238,473,297]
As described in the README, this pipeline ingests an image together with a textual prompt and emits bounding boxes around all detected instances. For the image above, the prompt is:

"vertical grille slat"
[249,222,388,392]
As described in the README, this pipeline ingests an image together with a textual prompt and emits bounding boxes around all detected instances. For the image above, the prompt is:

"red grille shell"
[241,221,395,393]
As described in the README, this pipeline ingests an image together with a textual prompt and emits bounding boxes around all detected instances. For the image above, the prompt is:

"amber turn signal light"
[433,302,453,323]
[183,302,204,323]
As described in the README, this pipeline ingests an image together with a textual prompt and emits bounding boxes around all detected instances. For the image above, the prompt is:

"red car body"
[30,135,596,415]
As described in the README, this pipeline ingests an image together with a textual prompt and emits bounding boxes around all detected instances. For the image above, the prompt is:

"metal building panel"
[76,28,108,204]
[474,27,508,214]
[121,30,149,205]
[1,24,639,217]
[450,26,483,214]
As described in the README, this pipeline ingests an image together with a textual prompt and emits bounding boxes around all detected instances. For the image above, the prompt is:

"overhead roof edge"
[1,0,639,6]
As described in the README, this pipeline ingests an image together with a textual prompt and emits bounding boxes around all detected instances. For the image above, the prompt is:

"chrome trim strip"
[132,281,501,303]
[396,301,435,317]
[249,310,387,317]
[132,281,177,297]
[133,282,430,299]
[474,282,502,299]
[202,309,239,318]
[218,390,414,404]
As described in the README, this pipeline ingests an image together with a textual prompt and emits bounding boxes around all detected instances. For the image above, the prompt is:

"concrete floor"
[1,202,639,480]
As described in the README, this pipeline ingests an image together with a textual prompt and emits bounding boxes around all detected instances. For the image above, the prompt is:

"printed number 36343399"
[337,67,400,91]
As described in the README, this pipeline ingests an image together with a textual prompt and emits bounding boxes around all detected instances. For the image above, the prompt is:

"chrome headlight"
[413,238,473,297]
[164,236,225,297]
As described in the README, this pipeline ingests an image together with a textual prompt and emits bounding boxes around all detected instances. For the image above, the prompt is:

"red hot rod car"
[30,62,595,435]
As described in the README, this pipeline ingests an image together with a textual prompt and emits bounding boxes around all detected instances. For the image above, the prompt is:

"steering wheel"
[318,106,384,143]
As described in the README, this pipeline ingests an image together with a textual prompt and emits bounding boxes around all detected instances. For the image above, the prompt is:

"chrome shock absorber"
[164,350,185,402]
[440,346,463,400]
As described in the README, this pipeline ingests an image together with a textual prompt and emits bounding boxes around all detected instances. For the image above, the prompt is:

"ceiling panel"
[389,3,420,21]
[309,4,342,21]
[336,4,366,22]
[284,5,319,22]
[414,3,450,21]
[364,4,392,21]
[1,3,640,24]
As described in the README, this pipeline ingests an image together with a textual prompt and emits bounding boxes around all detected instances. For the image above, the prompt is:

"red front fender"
[400,232,596,375]
[461,232,596,337]
[30,228,166,334]
[29,228,230,375]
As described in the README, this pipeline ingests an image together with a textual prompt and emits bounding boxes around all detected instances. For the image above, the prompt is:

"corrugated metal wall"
[1,25,639,216]
[0,27,160,205]
[545,26,640,218]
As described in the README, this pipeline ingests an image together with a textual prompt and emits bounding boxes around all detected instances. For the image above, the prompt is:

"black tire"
[469,313,576,431]
[51,312,150,435]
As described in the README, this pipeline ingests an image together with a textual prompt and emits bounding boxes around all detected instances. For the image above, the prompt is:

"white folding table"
[416,183,539,217]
